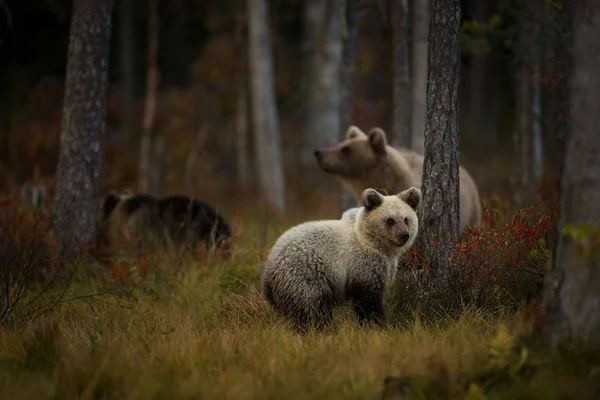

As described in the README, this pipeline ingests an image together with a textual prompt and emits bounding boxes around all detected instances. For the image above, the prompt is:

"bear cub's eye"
[341,146,352,155]
[404,217,409,225]
[386,218,395,226]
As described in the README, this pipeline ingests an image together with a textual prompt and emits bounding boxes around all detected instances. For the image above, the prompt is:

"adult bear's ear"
[101,191,121,220]
[362,188,383,211]
[346,125,367,140]
[398,187,422,211]
[368,128,388,155]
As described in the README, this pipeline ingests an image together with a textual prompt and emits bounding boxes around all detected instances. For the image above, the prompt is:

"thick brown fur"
[97,190,232,258]
[314,126,482,236]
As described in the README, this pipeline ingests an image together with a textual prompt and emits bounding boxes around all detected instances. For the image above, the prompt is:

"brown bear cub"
[314,126,482,237]
[97,190,232,259]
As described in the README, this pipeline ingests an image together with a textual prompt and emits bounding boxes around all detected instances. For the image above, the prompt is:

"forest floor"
[0,206,599,400]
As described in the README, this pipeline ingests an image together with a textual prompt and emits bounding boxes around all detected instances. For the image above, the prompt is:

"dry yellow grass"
[0,208,598,400]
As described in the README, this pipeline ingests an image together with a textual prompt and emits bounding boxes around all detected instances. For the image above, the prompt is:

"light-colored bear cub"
[261,187,421,330]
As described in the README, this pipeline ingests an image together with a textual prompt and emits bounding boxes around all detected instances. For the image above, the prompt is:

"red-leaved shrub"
[391,191,559,320]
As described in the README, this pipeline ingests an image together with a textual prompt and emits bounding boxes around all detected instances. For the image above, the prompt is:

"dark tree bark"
[119,0,135,145]
[391,0,411,147]
[52,0,114,256]
[138,0,158,194]
[417,0,461,288]
[550,1,573,184]
[543,0,600,350]
[339,0,358,213]
[466,0,491,149]
[513,1,543,204]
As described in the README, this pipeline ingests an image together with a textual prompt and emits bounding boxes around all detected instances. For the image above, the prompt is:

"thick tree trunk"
[543,0,600,350]
[138,0,158,194]
[339,0,358,213]
[410,0,429,154]
[304,0,345,182]
[248,0,286,211]
[417,0,461,289]
[52,0,114,256]
[119,0,135,145]
[392,0,411,147]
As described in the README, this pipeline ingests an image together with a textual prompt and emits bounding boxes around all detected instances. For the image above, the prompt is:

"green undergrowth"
[1,201,599,399]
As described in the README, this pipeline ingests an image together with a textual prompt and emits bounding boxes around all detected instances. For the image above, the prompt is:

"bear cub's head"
[354,187,421,256]
[314,125,389,179]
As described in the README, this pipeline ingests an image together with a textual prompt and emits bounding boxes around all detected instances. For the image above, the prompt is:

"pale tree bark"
[410,0,428,154]
[248,0,285,212]
[52,0,114,256]
[543,0,600,350]
[339,0,358,213]
[138,0,158,194]
[417,0,461,289]
[392,0,411,147]
[304,0,345,176]
[119,0,135,145]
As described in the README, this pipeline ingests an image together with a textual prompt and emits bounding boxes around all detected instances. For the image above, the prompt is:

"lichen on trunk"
[52,0,114,256]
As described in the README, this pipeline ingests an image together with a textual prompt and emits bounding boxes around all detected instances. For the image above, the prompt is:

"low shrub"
[0,194,71,327]
[391,192,559,321]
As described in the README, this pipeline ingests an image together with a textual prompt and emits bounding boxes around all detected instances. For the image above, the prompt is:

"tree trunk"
[543,0,600,350]
[514,2,543,204]
[236,78,250,188]
[410,0,429,154]
[392,0,411,147]
[119,0,135,145]
[466,0,491,148]
[417,0,461,289]
[52,0,114,256]
[151,136,166,197]
[235,13,250,188]
[339,0,358,213]
[550,2,572,186]
[138,0,158,194]
[248,0,286,212]
[304,0,345,182]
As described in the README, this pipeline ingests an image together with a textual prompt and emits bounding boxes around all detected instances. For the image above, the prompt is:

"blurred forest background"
[0,0,564,213]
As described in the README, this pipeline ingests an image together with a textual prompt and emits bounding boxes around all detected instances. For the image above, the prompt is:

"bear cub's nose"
[399,232,410,245]
[314,150,323,161]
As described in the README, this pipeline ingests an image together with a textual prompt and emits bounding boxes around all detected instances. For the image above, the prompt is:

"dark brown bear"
[97,190,232,259]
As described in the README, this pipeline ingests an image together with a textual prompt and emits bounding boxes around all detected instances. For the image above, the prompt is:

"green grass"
[0,209,598,400]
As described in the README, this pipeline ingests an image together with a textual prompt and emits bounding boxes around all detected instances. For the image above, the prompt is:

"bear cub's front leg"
[348,280,387,326]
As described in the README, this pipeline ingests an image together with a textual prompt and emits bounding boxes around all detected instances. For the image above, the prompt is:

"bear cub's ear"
[368,128,388,155]
[362,188,384,211]
[398,187,422,211]
[346,125,367,140]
